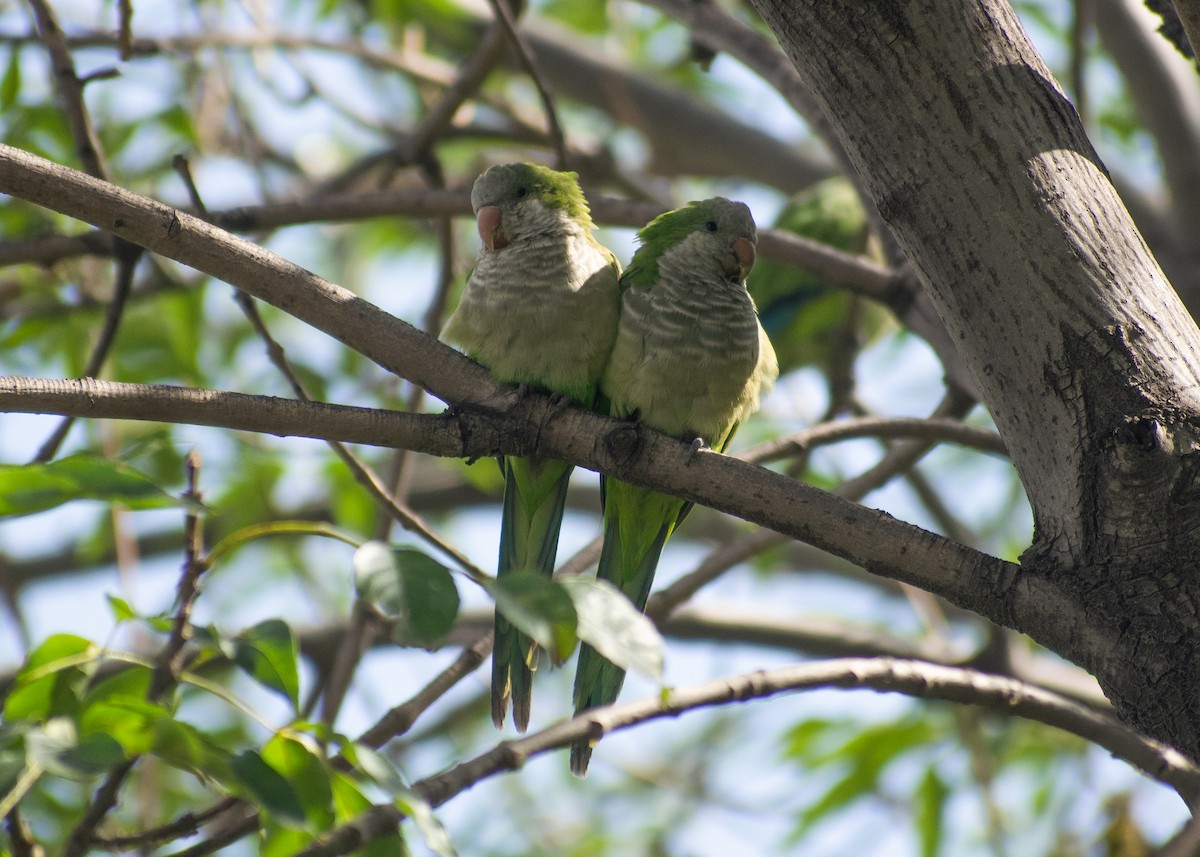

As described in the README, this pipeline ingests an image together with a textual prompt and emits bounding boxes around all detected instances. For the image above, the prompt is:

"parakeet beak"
[732,237,756,278]
[477,205,509,251]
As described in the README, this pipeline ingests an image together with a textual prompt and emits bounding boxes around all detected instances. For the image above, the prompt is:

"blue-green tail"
[492,455,573,731]
[570,478,686,775]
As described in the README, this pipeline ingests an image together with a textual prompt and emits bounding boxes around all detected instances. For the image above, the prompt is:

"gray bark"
[751,0,1200,755]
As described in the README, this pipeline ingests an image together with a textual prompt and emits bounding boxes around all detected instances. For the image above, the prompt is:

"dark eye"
[516,186,528,198]
[705,220,718,232]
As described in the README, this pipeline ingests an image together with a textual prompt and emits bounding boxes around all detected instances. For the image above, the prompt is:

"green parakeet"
[748,177,889,376]
[441,162,621,732]
[570,197,779,774]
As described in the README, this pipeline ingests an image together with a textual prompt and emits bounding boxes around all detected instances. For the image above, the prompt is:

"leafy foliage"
[0,0,1182,854]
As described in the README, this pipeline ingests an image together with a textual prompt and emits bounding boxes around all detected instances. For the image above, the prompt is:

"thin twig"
[353,630,494,751]
[117,0,133,61]
[741,415,1006,465]
[373,159,457,541]
[319,601,379,733]
[61,453,208,857]
[31,243,141,462]
[91,797,240,849]
[24,0,108,178]
[4,806,43,857]
[486,0,568,168]
[1158,805,1200,857]
[320,23,507,193]
[954,707,1008,857]
[25,0,143,462]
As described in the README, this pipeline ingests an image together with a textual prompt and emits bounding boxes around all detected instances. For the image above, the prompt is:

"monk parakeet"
[441,162,621,732]
[748,177,888,376]
[570,197,778,774]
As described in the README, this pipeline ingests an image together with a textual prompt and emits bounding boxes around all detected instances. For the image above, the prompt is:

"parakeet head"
[470,162,594,251]
[630,197,757,285]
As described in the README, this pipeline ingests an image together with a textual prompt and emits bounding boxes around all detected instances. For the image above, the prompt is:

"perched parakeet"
[748,177,888,376]
[441,162,621,732]
[570,197,779,775]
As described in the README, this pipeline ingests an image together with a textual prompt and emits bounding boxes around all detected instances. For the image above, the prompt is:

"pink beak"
[477,205,508,251]
[732,237,756,276]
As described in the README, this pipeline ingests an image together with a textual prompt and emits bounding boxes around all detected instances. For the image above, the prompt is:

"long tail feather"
[570,478,684,774]
[492,455,573,731]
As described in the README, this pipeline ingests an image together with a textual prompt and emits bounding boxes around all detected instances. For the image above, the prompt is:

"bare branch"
[0,145,1086,682]
[741,415,1007,465]
[295,658,1200,856]
[23,0,108,179]
[0,376,465,453]
[92,798,239,850]
[1158,805,1200,857]
[486,0,567,168]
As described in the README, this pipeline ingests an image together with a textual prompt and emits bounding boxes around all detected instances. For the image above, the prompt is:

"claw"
[547,391,572,417]
[685,434,707,464]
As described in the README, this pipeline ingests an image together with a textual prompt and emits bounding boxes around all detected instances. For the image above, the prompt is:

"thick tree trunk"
[752,0,1200,755]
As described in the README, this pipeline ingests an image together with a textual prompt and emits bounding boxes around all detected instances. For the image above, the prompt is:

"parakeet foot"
[684,434,708,464]
[546,391,572,416]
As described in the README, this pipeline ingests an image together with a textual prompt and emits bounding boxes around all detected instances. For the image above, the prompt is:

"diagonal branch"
[485,0,567,167]
[0,144,1075,664]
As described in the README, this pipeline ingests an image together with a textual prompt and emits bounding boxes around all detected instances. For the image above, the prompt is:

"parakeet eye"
[516,186,529,198]
[705,220,718,232]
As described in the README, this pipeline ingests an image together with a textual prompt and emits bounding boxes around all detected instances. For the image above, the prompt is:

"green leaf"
[346,743,407,794]
[79,698,167,758]
[561,577,662,682]
[106,593,138,622]
[80,663,154,711]
[233,620,300,709]
[914,766,948,857]
[395,790,457,857]
[331,772,409,856]
[3,634,98,722]
[0,453,181,518]
[781,718,838,761]
[788,717,939,843]
[0,723,29,795]
[191,623,238,661]
[26,718,126,780]
[491,572,578,663]
[355,542,460,644]
[0,47,21,110]
[262,733,334,829]
[231,749,308,827]
[149,716,231,779]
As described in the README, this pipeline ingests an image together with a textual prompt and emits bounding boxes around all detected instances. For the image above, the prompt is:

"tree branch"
[0,187,895,306]
[0,143,1082,688]
[0,370,1043,644]
[295,658,1200,856]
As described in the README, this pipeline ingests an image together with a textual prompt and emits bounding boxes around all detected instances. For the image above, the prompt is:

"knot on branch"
[603,421,644,470]
[1107,412,1200,502]
[1113,414,1163,453]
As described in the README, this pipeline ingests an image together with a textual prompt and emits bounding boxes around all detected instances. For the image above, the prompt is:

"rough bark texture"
[750,0,1200,755]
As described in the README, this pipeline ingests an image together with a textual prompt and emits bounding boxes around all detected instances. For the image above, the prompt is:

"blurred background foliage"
[0,0,1191,854]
